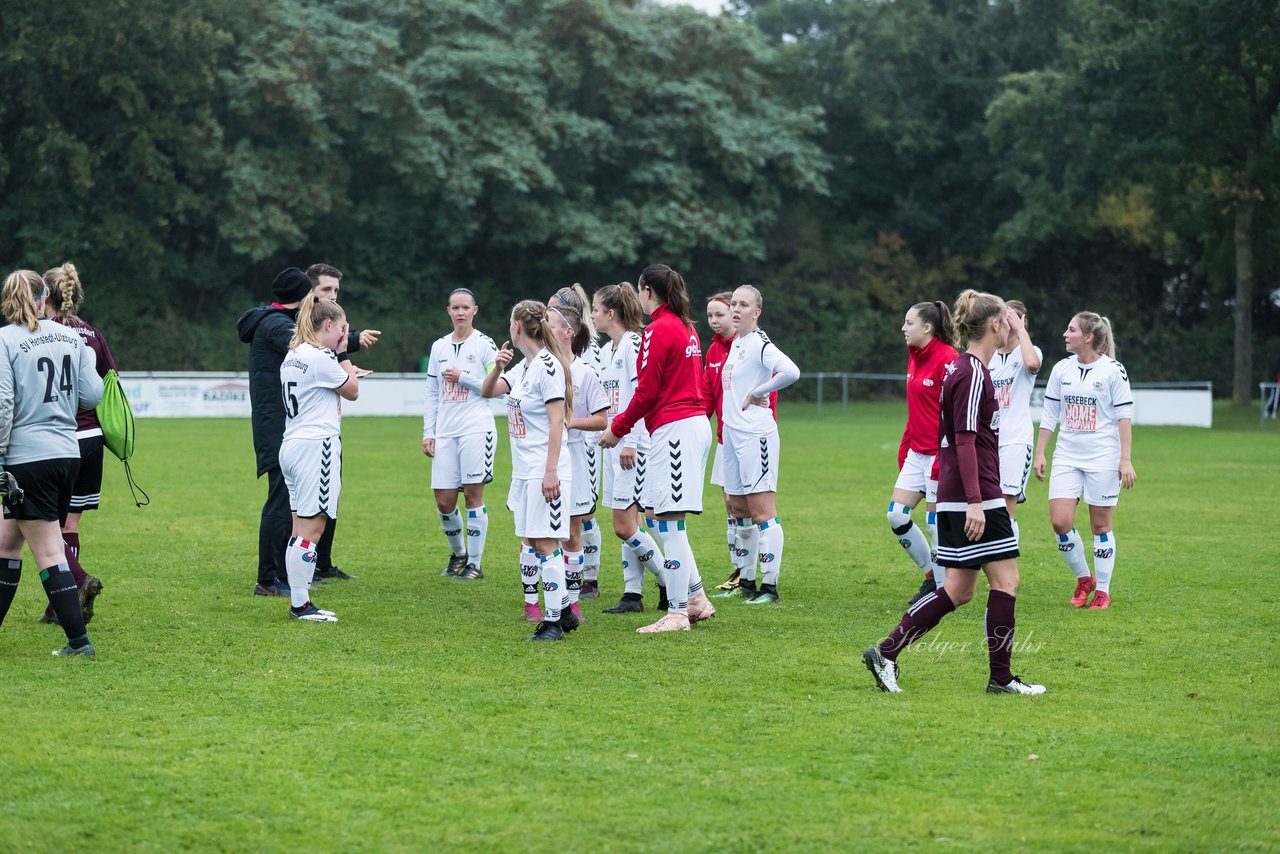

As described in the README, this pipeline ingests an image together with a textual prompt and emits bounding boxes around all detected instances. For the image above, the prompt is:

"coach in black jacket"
[237,268,312,595]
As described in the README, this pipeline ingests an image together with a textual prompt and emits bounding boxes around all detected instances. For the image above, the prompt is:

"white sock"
[658,521,694,613]
[725,516,738,574]
[889,502,933,575]
[439,509,465,557]
[757,517,784,587]
[521,545,540,605]
[538,549,565,621]
[466,505,488,569]
[625,529,665,584]
[1057,528,1090,579]
[1093,531,1116,593]
[621,542,644,595]
[286,536,316,609]
[582,519,601,581]
[563,549,584,605]
[738,518,759,582]
[926,510,943,585]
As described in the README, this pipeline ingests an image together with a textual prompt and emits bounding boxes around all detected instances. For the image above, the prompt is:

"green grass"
[1,402,1276,851]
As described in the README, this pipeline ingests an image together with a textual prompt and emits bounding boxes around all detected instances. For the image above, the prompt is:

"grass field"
[1,402,1277,851]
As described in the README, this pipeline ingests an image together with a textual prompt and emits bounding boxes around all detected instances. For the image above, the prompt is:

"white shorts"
[281,436,342,519]
[568,442,598,516]
[1048,465,1121,507]
[709,441,726,487]
[999,443,1033,499]
[641,416,710,515]
[430,431,495,490]
[894,449,938,503]
[602,446,644,510]
[507,476,572,540]
[722,426,780,496]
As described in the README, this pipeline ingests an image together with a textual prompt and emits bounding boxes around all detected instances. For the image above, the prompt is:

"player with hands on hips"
[278,295,362,623]
[989,300,1042,546]
[1033,311,1135,610]
[481,301,577,641]
[863,290,1045,697]
[422,288,498,581]
[719,285,799,605]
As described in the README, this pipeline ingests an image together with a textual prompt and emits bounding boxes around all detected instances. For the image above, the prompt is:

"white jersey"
[423,329,498,440]
[568,356,609,446]
[721,329,799,434]
[281,343,349,441]
[598,332,649,452]
[0,319,103,464]
[1041,354,1134,470]
[504,348,572,479]
[990,344,1042,447]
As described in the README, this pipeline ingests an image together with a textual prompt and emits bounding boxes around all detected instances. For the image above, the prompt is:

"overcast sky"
[652,0,728,14]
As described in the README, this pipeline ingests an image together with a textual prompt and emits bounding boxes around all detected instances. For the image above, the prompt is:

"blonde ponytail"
[290,293,347,350]
[952,289,1006,347]
[512,299,575,416]
[1075,311,1116,359]
[44,262,84,322]
[2,270,45,331]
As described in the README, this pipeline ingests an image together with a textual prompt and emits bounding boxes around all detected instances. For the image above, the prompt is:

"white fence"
[121,371,1215,427]
[800,373,1212,427]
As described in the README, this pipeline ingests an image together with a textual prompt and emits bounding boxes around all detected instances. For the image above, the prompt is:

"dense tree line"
[1,0,1276,401]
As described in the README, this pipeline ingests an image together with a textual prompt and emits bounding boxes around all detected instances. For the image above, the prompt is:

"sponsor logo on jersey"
[922,379,934,387]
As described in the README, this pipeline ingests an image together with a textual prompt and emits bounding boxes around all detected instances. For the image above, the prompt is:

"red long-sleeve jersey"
[898,336,959,468]
[612,304,705,437]
[703,333,777,444]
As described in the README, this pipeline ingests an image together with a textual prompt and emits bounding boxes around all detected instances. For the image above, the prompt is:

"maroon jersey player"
[863,290,1046,696]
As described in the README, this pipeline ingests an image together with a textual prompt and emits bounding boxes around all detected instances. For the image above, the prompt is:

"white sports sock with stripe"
[466,505,487,569]
[738,518,759,583]
[439,509,465,557]
[582,519,601,581]
[1093,531,1116,593]
[757,517,784,586]
[521,545,540,605]
[1057,528,1090,579]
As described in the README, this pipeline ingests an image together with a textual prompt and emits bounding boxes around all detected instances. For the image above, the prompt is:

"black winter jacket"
[237,304,298,476]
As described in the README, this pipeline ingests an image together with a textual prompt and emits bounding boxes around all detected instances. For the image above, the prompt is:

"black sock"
[657,586,669,610]
[620,591,642,602]
[41,563,88,644]
[0,558,21,627]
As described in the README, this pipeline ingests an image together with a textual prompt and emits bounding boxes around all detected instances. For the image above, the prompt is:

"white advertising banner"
[120,372,505,418]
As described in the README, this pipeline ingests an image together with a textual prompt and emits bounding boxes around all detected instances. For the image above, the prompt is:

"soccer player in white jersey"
[580,326,607,598]
[547,285,609,621]
[422,288,499,580]
[481,300,578,641]
[721,285,801,604]
[279,295,363,622]
[0,270,104,656]
[591,283,668,615]
[988,299,1042,545]
[1034,311,1136,610]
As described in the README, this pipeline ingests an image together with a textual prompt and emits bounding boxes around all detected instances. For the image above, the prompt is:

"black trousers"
[257,467,291,586]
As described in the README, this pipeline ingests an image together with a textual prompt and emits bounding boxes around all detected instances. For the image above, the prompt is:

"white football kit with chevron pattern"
[280,342,348,518]
[721,329,797,496]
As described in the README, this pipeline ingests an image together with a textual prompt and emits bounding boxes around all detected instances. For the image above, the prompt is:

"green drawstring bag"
[96,370,149,506]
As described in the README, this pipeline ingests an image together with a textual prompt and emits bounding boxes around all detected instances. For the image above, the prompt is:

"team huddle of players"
[261,264,1135,694]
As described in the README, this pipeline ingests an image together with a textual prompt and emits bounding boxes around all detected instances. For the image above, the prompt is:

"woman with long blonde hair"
[278,294,363,623]
[0,269,104,656]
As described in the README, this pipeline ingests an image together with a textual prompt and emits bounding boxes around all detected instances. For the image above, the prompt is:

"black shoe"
[657,586,669,612]
[580,579,599,599]
[254,580,291,597]
[737,579,759,599]
[455,563,484,580]
[907,578,937,606]
[37,611,60,625]
[602,593,643,614]
[560,607,580,634]
[442,553,468,577]
[315,565,357,580]
[529,620,565,641]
